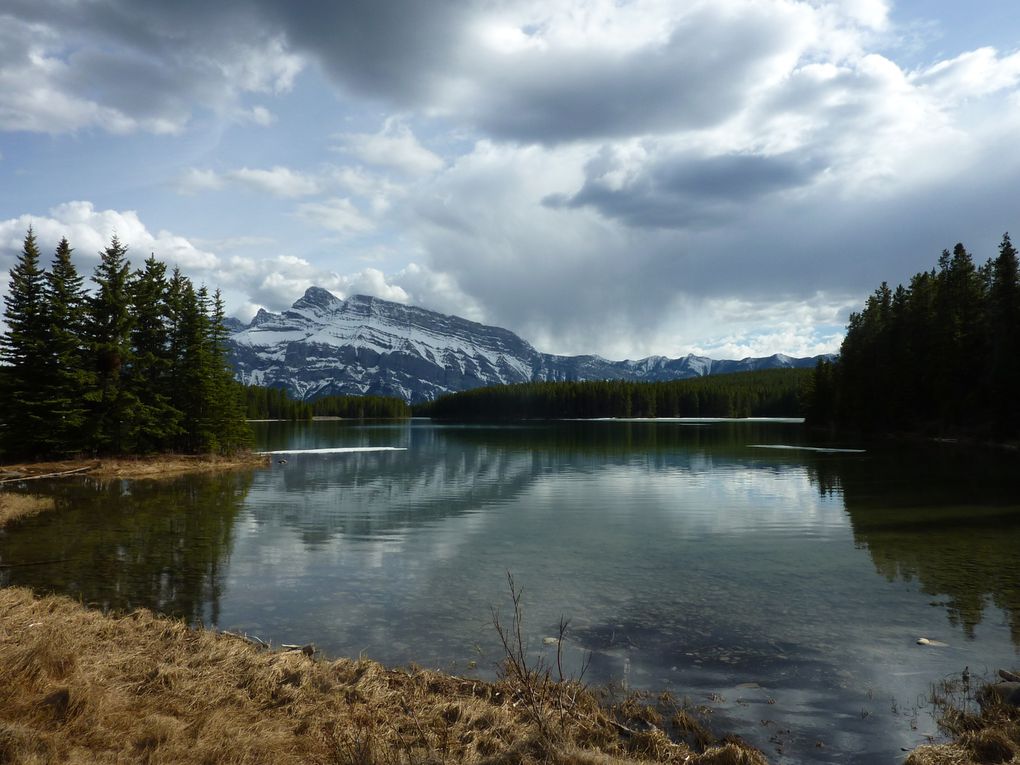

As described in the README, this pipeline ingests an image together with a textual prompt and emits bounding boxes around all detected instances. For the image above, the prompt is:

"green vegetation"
[241,385,411,419]
[807,232,1020,438]
[312,393,411,418]
[241,384,314,420]
[416,368,811,420]
[0,228,251,460]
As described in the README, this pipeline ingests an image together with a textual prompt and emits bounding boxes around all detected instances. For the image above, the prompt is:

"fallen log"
[0,465,95,485]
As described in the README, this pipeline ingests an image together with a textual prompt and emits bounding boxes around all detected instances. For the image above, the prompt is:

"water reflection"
[0,471,253,625]
[811,446,1020,642]
[1,422,1019,764]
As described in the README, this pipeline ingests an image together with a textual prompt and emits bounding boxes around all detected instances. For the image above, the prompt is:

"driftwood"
[0,465,95,485]
[221,630,270,649]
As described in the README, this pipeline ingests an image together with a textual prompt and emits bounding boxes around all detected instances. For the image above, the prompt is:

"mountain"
[227,287,830,402]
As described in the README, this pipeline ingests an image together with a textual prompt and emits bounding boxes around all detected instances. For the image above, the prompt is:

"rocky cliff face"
[228,287,828,401]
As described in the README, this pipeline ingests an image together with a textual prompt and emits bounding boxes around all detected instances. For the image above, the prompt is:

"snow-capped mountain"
[228,287,829,402]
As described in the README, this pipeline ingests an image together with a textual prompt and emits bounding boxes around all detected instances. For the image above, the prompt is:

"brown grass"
[0,452,270,483]
[0,587,769,765]
[0,494,56,528]
[905,672,1020,765]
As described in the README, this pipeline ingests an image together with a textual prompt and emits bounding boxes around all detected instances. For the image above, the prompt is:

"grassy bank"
[0,452,270,484]
[906,671,1020,765]
[0,494,55,528]
[0,587,767,765]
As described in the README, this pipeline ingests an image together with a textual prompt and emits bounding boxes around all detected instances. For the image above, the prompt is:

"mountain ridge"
[227,287,831,402]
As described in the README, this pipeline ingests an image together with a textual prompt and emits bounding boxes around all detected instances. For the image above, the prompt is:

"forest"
[241,386,411,420]
[0,228,250,460]
[415,368,812,420]
[807,233,1020,438]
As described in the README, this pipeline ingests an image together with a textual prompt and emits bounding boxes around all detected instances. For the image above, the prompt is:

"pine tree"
[86,235,138,454]
[172,281,218,452]
[0,228,51,458]
[129,254,181,452]
[41,237,92,454]
[207,289,252,452]
[988,233,1020,434]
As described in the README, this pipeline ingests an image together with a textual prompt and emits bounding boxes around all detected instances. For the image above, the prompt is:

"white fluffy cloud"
[0,202,219,271]
[229,166,322,197]
[336,119,444,176]
[295,198,375,235]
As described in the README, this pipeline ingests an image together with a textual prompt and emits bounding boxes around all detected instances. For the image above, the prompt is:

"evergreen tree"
[988,233,1020,434]
[0,228,50,458]
[41,237,91,454]
[207,290,252,451]
[129,254,181,452]
[86,235,138,453]
[173,279,215,452]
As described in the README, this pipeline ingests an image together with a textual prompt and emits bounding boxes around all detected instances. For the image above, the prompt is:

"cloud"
[221,254,415,318]
[547,145,825,229]
[4,1,1020,358]
[912,47,1020,102]
[337,119,444,176]
[0,201,219,271]
[236,105,276,126]
[228,166,322,197]
[0,2,303,134]
[176,168,225,195]
[295,198,375,234]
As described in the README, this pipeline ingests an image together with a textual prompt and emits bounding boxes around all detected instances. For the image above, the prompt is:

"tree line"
[806,233,1020,438]
[240,386,410,420]
[415,368,812,420]
[0,228,251,460]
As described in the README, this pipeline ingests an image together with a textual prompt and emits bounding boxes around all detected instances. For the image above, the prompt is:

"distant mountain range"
[227,287,830,402]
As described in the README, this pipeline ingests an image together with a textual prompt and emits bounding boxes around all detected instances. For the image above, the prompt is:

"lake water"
[2,419,1019,763]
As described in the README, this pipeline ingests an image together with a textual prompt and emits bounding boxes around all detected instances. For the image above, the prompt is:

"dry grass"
[0,587,768,765]
[0,452,269,483]
[905,672,1020,765]
[0,494,56,528]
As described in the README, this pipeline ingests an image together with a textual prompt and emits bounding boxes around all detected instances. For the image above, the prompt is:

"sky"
[1,0,1018,361]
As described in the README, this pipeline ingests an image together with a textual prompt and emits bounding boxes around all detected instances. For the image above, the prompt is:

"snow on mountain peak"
[227,288,829,402]
[292,286,341,313]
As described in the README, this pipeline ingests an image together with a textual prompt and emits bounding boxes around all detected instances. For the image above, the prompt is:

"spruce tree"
[208,289,252,451]
[129,254,181,452]
[41,237,92,454]
[172,280,217,452]
[988,233,1020,434]
[86,235,138,454]
[0,228,51,458]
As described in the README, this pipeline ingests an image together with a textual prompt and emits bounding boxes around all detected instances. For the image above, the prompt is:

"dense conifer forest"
[807,233,1020,438]
[0,228,251,460]
[241,386,410,420]
[415,368,811,420]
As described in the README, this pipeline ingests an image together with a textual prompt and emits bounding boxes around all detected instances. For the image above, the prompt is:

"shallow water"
[2,419,1018,763]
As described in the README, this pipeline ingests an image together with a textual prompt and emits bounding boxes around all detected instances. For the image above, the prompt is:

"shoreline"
[0,453,270,529]
[0,587,768,765]
[0,452,270,484]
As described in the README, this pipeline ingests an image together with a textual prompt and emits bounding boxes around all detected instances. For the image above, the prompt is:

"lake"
[2,419,1019,763]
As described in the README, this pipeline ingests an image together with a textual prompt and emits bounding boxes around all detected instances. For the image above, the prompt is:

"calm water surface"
[2,419,1019,764]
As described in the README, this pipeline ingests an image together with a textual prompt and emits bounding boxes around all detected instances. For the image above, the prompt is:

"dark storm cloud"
[546,149,824,229]
[466,5,804,143]
[0,0,809,143]
[0,0,299,131]
[249,0,475,104]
